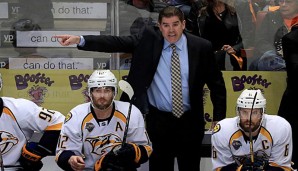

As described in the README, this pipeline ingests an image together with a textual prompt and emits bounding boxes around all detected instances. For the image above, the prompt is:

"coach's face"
[158,16,185,44]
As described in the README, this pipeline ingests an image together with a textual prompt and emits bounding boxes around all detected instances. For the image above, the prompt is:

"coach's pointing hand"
[53,35,81,46]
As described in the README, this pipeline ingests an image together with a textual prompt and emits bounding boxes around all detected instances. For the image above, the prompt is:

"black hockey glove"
[113,143,141,168]
[19,142,51,171]
[94,151,125,171]
[94,143,140,171]
[239,157,268,171]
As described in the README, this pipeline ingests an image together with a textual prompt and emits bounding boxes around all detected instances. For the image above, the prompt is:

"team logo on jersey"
[86,123,95,132]
[65,113,72,123]
[232,140,242,150]
[212,124,221,134]
[85,133,122,155]
[0,131,19,154]
[28,85,48,106]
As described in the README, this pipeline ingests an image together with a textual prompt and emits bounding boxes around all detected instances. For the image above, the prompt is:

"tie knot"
[170,44,176,51]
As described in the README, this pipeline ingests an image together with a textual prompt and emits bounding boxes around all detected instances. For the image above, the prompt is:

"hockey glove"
[239,157,268,171]
[94,143,141,171]
[94,151,125,171]
[19,142,51,171]
[114,143,140,165]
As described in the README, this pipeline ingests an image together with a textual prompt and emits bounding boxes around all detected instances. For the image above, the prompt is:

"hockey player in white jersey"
[55,70,152,171]
[0,73,65,171]
[212,89,293,171]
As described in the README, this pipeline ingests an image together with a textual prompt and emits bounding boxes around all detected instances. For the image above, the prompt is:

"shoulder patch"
[212,123,221,134]
[65,113,72,123]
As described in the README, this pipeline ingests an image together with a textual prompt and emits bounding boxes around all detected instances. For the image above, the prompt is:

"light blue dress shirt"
[147,34,190,112]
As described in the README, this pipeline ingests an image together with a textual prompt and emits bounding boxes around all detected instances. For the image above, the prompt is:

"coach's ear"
[19,142,51,171]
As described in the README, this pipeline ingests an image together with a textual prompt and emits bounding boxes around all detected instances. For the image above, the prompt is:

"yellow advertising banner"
[0,69,286,130]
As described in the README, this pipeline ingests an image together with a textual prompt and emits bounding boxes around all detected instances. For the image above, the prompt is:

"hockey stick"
[249,92,258,164]
[118,80,134,147]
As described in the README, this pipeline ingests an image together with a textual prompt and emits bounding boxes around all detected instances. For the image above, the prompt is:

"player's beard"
[241,119,261,133]
[93,97,113,110]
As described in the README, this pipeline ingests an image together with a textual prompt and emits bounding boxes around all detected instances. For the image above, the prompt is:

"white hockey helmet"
[87,70,118,96]
[237,89,266,112]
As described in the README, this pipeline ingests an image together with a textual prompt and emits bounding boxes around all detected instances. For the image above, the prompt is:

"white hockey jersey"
[56,100,152,170]
[212,114,292,171]
[0,97,65,168]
